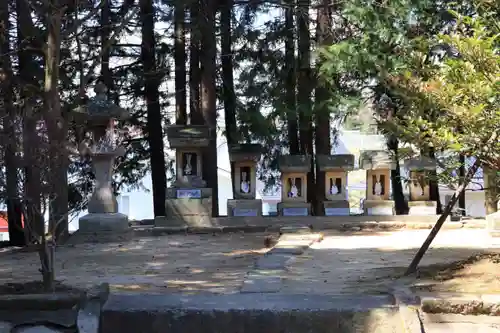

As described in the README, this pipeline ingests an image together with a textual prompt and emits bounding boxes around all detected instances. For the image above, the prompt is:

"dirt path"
[281,229,500,295]
[0,233,271,294]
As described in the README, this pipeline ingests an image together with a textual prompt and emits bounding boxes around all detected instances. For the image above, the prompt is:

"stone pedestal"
[408,201,437,215]
[79,213,129,232]
[363,200,395,216]
[277,202,311,216]
[227,199,262,217]
[160,187,212,227]
[79,152,129,232]
[323,200,350,216]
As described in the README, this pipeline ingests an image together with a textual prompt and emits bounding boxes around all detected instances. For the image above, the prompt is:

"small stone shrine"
[277,155,312,216]
[360,150,396,215]
[72,81,130,232]
[161,125,212,226]
[227,144,263,216]
[404,157,437,215]
[317,154,354,216]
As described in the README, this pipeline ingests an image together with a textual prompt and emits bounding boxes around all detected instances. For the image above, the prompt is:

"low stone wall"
[0,284,108,333]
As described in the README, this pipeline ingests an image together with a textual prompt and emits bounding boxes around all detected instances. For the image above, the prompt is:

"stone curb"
[419,293,500,316]
[241,226,322,294]
[0,293,84,311]
[131,221,483,238]
[100,293,398,333]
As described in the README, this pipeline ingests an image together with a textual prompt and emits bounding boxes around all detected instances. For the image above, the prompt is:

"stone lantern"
[227,144,263,216]
[277,155,312,216]
[317,154,354,216]
[359,150,396,215]
[404,156,437,215]
[71,81,130,232]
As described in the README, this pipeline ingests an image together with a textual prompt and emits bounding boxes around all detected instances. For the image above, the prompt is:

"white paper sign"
[283,207,308,216]
[176,189,202,199]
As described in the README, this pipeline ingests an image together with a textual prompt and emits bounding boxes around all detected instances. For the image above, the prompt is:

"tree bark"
[220,0,237,195]
[297,0,314,210]
[458,154,466,216]
[314,0,333,215]
[140,0,167,217]
[189,0,202,124]
[0,0,24,246]
[100,0,115,102]
[175,0,187,124]
[428,147,442,214]
[44,0,68,243]
[285,0,299,154]
[387,136,408,214]
[405,159,481,275]
[16,0,44,241]
[484,166,498,214]
[200,0,219,216]
[42,0,66,289]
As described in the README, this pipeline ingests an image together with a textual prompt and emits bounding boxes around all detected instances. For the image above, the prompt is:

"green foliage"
[384,14,499,170]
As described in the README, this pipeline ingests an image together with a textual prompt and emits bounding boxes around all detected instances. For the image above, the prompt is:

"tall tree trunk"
[189,0,202,124]
[297,0,314,209]
[484,167,498,214]
[313,0,333,215]
[458,154,466,216]
[428,147,442,214]
[200,0,219,216]
[16,0,44,241]
[44,0,68,243]
[100,0,115,102]
[285,0,299,154]
[140,0,167,217]
[220,0,237,195]
[0,0,24,246]
[175,0,187,124]
[42,0,66,289]
[387,136,408,214]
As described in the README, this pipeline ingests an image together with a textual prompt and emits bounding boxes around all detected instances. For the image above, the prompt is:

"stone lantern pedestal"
[79,152,129,232]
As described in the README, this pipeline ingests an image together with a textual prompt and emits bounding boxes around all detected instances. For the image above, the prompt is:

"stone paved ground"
[0,232,271,294]
[281,229,500,295]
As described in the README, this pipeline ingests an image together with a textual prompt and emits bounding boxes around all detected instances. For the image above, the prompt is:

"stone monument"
[277,155,312,216]
[360,150,396,215]
[404,157,437,215]
[317,154,354,216]
[159,125,212,226]
[72,81,130,232]
[227,144,263,216]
